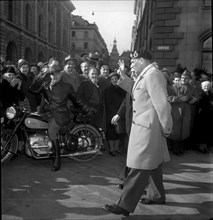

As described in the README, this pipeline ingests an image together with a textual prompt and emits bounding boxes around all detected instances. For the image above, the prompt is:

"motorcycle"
[1,105,104,164]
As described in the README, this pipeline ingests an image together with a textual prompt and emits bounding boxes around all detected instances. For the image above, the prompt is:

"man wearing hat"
[30,58,91,172]
[103,51,173,216]
[178,70,199,151]
[61,55,80,92]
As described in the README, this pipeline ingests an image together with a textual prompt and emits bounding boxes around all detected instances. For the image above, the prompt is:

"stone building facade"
[70,15,109,64]
[132,0,212,73]
[0,0,75,65]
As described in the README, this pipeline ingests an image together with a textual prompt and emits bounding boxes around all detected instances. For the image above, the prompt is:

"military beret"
[130,50,152,61]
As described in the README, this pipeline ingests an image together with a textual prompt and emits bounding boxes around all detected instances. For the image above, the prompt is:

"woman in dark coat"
[194,80,213,153]
[17,59,38,112]
[104,72,126,156]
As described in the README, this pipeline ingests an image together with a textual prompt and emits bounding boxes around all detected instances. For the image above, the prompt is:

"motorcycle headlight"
[6,106,16,119]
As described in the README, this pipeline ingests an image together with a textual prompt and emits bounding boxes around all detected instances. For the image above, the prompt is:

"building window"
[25,4,30,31]
[84,31,88,38]
[84,42,88,49]
[72,31,76,37]
[24,47,32,64]
[48,2,52,12]
[202,36,212,73]
[8,1,13,21]
[71,42,76,50]
[6,41,17,62]
[38,14,43,37]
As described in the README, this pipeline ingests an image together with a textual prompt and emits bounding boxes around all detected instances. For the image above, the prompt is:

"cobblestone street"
[2,149,213,220]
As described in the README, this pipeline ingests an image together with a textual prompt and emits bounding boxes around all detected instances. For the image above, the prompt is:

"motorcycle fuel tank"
[25,118,48,129]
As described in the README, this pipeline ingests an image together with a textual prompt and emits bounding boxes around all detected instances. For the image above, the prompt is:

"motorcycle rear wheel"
[69,123,102,162]
[1,129,18,164]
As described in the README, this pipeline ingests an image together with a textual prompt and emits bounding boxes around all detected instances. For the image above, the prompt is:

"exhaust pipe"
[61,149,102,157]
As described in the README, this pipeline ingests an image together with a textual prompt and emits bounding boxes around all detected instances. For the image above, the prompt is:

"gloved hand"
[37,67,51,84]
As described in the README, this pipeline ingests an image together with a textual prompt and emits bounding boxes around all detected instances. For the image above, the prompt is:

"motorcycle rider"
[30,58,93,172]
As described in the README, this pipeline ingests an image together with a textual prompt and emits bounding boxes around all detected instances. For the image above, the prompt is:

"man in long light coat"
[103,51,173,216]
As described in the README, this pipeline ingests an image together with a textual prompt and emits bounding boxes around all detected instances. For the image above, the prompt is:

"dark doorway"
[24,47,33,63]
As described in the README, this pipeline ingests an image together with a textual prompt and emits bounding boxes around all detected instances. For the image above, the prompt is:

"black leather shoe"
[51,157,61,172]
[140,198,165,205]
[103,204,130,216]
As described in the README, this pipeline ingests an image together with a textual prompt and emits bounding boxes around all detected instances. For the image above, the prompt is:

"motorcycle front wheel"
[1,129,18,164]
[69,123,103,162]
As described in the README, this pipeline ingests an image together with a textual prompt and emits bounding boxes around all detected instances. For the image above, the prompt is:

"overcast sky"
[72,0,135,55]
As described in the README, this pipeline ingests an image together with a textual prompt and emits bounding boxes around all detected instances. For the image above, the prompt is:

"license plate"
[1,117,4,123]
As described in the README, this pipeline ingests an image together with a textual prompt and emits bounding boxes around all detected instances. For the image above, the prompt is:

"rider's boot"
[51,139,61,172]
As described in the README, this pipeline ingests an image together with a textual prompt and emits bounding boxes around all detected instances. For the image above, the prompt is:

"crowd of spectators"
[0,54,212,156]
[164,65,213,155]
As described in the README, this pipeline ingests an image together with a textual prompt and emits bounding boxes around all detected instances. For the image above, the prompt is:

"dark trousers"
[119,166,130,182]
[48,118,61,141]
[116,164,165,213]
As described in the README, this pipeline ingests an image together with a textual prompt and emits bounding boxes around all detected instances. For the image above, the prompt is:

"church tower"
[109,38,119,71]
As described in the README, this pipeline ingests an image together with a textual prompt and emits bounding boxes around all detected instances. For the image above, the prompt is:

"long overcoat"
[117,92,132,136]
[104,84,126,140]
[118,64,173,170]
